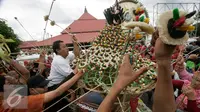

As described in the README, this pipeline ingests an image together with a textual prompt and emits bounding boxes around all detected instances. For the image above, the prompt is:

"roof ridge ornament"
[84,6,88,13]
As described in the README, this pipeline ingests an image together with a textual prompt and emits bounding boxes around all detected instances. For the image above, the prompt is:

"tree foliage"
[0,19,21,54]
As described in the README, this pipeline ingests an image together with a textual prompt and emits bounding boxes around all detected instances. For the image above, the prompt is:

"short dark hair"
[53,40,63,54]
[42,68,50,78]
[48,51,51,55]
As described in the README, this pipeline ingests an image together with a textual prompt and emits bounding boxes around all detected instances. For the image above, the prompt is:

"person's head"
[27,75,49,95]
[47,51,51,55]
[47,56,53,63]
[33,62,39,69]
[191,72,200,89]
[53,40,69,58]
[0,71,21,93]
[24,60,29,67]
[42,68,50,78]
[141,40,145,46]
[145,51,151,59]
[191,42,196,46]
[6,71,20,84]
[195,40,200,46]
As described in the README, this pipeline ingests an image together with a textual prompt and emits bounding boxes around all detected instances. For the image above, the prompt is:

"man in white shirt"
[47,36,80,90]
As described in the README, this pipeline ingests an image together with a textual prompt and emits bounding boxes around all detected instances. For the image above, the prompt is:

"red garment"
[130,97,138,112]
[172,80,184,90]
[140,46,147,58]
[149,47,154,54]
[135,45,140,51]
[24,60,29,66]
[0,94,44,112]
[45,63,51,68]
[140,46,146,51]
[172,80,200,111]
[187,100,200,112]
[172,53,179,60]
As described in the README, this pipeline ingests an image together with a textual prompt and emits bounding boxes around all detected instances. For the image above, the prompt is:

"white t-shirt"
[47,52,75,87]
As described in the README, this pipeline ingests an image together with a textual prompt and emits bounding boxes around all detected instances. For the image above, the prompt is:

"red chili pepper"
[135,16,139,21]
[138,10,145,15]
[173,16,186,28]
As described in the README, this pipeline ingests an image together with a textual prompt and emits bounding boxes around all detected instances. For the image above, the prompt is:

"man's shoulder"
[28,94,44,100]
[67,52,75,60]
[53,55,66,63]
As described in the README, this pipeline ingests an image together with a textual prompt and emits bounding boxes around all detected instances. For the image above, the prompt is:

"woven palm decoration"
[0,34,14,62]
[73,25,156,95]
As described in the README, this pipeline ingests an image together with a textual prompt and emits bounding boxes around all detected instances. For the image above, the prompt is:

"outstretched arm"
[182,84,200,112]
[10,60,30,83]
[38,51,46,75]
[153,38,176,112]
[43,71,84,103]
[72,36,80,57]
[0,51,30,83]
[175,55,193,81]
[97,54,148,112]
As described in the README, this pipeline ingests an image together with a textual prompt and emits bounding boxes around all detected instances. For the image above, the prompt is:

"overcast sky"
[0,0,199,41]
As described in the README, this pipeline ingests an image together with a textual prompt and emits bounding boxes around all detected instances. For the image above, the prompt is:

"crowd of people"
[0,30,200,112]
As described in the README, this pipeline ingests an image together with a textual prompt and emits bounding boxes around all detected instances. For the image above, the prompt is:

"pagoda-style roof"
[61,7,105,34]
[20,7,106,49]
[61,19,106,34]
[19,41,37,49]
[78,7,97,20]
[36,32,99,47]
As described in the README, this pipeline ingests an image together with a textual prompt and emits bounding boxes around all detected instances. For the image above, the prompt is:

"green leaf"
[0,39,15,43]
[0,20,21,55]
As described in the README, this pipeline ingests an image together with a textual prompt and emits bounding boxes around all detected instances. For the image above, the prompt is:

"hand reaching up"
[72,35,78,43]
[188,54,198,60]
[115,54,148,91]
[97,54,148,112]
[154,38,176,61]
[76,68,86,77]
[175,55,185,72]
[182,85,196,100]
[191,71,200,89]
[40,51,46,58]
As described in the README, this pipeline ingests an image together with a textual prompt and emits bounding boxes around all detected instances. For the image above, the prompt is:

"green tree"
[0,19,21,54]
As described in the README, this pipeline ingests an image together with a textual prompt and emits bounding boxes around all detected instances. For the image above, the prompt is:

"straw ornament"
[50,21,55,26]
[44,15,49,21]
[73,25,157,95]
[157,8,196,45]
[0,34,14,63]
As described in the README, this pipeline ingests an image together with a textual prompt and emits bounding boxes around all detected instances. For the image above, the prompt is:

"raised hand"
[153,37,177,112]
[175,55,185,72]
[188,54,198,60]
[115,54,148,91]
[97,54,148,112]
[182,85,196,100]
[72,35,78,43]
[191,71,200,89]
[40,51,46,58]
[154,38,176,61]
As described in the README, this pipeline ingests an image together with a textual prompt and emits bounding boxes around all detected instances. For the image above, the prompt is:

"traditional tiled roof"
[20,7,106,49]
